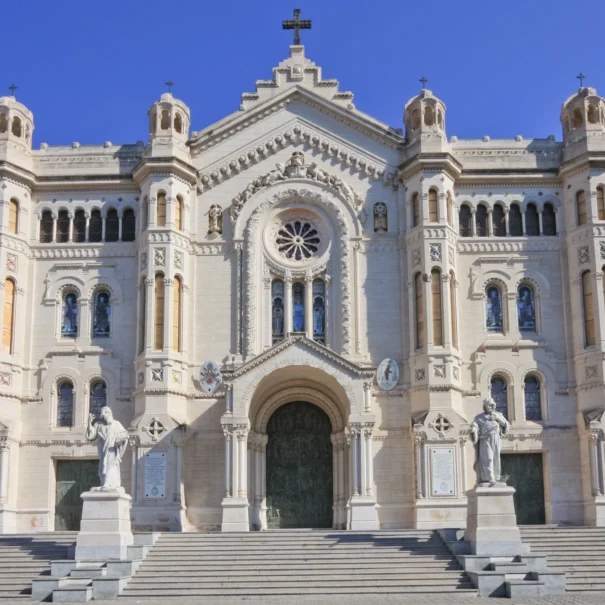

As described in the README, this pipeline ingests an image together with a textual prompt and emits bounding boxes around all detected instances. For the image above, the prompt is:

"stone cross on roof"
[165,80,174,93]
[282,8,311,46]
[419,76,428,89]
[8,84,17,97]
[577,73,587,88]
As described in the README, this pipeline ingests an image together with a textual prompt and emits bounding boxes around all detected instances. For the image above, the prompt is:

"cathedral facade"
[0,44,603,533]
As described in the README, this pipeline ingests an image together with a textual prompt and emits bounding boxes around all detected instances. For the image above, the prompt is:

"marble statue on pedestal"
[86,406,129,490]
[470,398,510,486]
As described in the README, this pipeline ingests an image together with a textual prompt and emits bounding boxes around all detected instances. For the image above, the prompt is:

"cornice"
[458,240,561,253]
[33,246,137,259]
[197,120,396,195]
[398,153,463,182]
[132,156,197,186]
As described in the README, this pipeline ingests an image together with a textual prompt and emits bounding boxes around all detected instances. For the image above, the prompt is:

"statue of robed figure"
[86,406,129,490]
[470,398,510,486]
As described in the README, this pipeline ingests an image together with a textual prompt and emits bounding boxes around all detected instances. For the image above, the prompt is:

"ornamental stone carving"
[231,152,358,221]
[154,248,166,267]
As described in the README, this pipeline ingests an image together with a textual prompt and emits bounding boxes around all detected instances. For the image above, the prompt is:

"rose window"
[275,221,320,260]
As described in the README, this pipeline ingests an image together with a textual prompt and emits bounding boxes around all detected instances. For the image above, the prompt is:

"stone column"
[364,425,374,496]
[324,274,331,348]
[537,210,543,235]
[221,422,250,531]
[234,243,242,355]
[415,433,426,498]
[173,437,183,504]
[351,426,360,496]
[129,438,138,503]
[260,434,268,530]
[338,434,346,528]
[590,432,603,496]
[304,276,313,339]
[353,242,362,354]
[101,214,106,242]
[348,420,378,530]
[85,213,90,243]
[51,213,57,242]
[118,215,123,241]
[68,212,74,242]
[237,428,248,498]
[521,209,526,235]
[441,273,453,347]
[459,436,468,495]
[363,381,372,412]
[487,209,493,236]
[284,276,293,334]
[225,383,233,414]
[504,208,510,235]
[0,444,9,503]
[253,436,262,530]
[471,209,476,236]
[144,278,154,353]
[223,428,232,497]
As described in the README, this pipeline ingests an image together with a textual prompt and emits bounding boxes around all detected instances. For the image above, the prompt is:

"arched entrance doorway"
[266,401,333,528]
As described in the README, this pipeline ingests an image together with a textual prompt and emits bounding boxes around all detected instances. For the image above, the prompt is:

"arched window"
[476,204,488,236]
[122,209,136,241]
[577,190,587,226]
[62,291,79,338]
[313,279,326,344]
[154,273,165,350]
[492,204,506,236]
[56,210,70,243]
[174,113,183,133]
[175,196,184,231]
[597,187,605,220]
[73,210,86,242]
[524,375,542,421]
[446,191,453,226]
[0,114,7,133]
[415,272,424,349]
[517,285,536,332]
[428,189,439,223]
[160,109,170,130]
[3,279,15,352]
[490,375,509,419]
[526,203,539,235]
[542,203,557,236]
[431,268,443,346]
[139,277,146,354]
[105,208,119,242]
[292,282,305,332]
[11,116,21,137]
[57,381,74,427]
[424,106,435,126]
[92,290,111,338]
[588,104,599,124]
[142,197,149,231]
[157,192,167,228]
[173,276,182,352]
[573,108,584,128]
[486,285,503,333]
[40,210,53,243]
[582,271,595,347]
[89,209,102,242]
[412,193,420,227]
[90,381,107,417]
[459,205,472,237]
[411,109,420,130]
[271,280,285,345]
[450,271,458,349]
[8,199,18,235]
[509,204,522,236]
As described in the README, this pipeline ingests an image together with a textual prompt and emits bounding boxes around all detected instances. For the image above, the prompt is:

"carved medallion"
[376,359,399,391]
[200,360,222,394]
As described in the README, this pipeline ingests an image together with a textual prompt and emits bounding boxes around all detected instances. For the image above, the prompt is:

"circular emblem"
[376,359,399,391]
[200,361,222,394]
[275,220,320,261]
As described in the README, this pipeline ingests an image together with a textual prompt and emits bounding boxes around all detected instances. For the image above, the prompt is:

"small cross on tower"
[429,414,452,437]
[282,8,312,46]
[165,80,174,93]
[577,73,587,88]
[419,76,429,90]
[8,84,17,97]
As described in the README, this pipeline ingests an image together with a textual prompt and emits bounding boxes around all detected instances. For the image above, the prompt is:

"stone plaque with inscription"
[144,451,167,499]
[430,447,456,497]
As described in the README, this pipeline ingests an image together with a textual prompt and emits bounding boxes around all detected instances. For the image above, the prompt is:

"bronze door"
[54,460,99,530]
[266,401,333,529]
[501,453,545,525]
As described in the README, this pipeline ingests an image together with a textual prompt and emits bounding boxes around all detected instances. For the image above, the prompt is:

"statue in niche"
[208,204,223,234]
[373,202,388,233]
[86,406,129,491]
[93,291,111,337]
[470,398,510,486]
[62,292,78,337]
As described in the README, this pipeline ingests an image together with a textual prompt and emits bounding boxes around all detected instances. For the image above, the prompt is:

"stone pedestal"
[348,495,379,530]
[464,484,528,556]
[75,489,133,561]
[221,497,249,532]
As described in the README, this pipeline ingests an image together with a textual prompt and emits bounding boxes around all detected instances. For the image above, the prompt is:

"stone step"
[131,571,466,581]
[505,580,544,599]
[139,562,463,572]
[144,555,457,564]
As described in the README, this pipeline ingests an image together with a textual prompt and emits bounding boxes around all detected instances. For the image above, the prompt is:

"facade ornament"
[143,417,167,442]
[208,204,223,234]
[199,360,223,394]
[373,202,388,233]
[376,358,399,391]
[428,414,452,438]
[230,152,358,221]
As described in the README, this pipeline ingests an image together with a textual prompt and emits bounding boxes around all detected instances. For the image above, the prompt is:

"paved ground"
[7,594,600,605]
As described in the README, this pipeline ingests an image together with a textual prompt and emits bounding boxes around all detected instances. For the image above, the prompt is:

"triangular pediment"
[224,334,374,380]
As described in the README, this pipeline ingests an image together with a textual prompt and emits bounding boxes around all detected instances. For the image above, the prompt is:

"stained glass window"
[542,203,556,236]
[524,375,542,421]
[89,209,102,242]
[509,204,522,236]
[57,381,74,427]
[62,292,79,338]
[90,381,107,418]
[476,205,488,236]
[312,279,325,344]
[40,210,53,243]
[526,203,539,236]
[517,285,536,332]
[92,291,111,337]
[486,285,503,333]
[493,204,506,236]
[122,209,136,241]
[459,205,472,237]
[292,282,305,333]
[490,376,508,419]
[73,210,86,242]
[105,208,119,242]
[56,210,69,243]
[271,280,285,344]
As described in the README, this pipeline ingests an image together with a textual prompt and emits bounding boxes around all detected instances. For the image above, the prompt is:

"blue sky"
[7,0,605,146]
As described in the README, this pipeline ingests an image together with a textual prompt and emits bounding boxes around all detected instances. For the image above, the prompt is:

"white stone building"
[0,43,603,534]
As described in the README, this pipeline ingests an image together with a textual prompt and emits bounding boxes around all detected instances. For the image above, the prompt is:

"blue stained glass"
[62,293,79,338]
[524,376,542,421]
[57,381,74,427]
[312,280,325,344]
[490,376,508,419]
[292,283,305,332]
[486,286,503,333]
[272,280,285,344]
[517,286,536,332]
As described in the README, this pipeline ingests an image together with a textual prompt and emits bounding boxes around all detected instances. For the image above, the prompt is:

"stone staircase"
[0,532,76,599]
[121,530,477,598]
[521,526,605,593]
